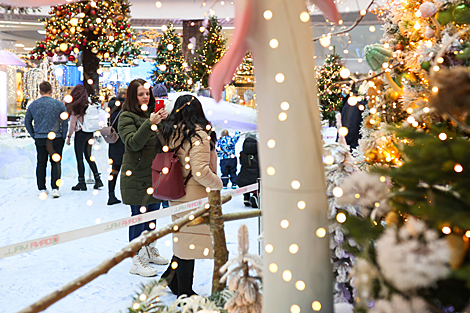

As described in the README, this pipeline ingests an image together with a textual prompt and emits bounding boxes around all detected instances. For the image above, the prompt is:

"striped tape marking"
[0,184,258,259]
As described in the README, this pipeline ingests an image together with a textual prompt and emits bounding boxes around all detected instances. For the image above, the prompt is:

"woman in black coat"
[107,90,126,205]
[237,132,260,208]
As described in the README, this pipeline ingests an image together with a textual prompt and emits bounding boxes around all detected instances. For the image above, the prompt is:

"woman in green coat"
[118,78,169,277]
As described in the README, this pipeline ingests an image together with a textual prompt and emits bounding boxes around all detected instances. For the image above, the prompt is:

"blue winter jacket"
[216,131,240,159]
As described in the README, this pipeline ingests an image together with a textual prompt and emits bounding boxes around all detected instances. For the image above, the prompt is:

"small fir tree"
[316,53,344,125]
[150,23,191,92]
[190,16,227,88]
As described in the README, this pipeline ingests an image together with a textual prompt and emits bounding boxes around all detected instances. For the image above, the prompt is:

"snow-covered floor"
[0,176,260,313]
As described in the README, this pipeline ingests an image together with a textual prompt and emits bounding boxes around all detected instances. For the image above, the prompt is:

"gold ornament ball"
[447,234,469,270]
[385,211,399,226]
[364,149,377,163]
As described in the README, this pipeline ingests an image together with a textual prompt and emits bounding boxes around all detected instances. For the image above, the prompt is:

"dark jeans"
[74,130,99,179]
[220,158,237,187]
[129,202,161,242]
[34,137,65,190]
[108,164,121,193]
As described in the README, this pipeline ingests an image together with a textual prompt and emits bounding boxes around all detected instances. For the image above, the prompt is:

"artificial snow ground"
[0,98,259,313]
[0,175,260,313]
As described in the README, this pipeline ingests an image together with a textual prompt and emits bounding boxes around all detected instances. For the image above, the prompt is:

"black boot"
[71,178,87,191]
[161,256,178,295]
[107,192,121,205]
[94,173,104,189]
[175,256,197,297]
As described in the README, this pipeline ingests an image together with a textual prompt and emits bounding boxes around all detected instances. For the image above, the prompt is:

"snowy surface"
[0,108,258,313]
[0,176,260,313]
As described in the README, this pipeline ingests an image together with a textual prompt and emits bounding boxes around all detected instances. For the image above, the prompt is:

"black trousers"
[220,158,237,187]
[34,137,65,190]
[108,164,121,193]
[161,255,196,297]
[74,130,99,179]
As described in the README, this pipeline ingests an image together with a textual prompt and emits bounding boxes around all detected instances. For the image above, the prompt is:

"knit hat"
[245,132,257,140]
[153,84,168,98]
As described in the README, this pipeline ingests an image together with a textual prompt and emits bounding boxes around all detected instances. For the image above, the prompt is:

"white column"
[0,66,8,133]
[249,1,333,312]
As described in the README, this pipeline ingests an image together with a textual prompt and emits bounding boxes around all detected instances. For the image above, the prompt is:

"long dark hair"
[69,84,89,117]
[122,79,155,118]
[158,94,216,151]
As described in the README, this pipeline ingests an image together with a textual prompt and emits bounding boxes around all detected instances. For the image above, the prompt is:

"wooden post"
[209,189,229,292]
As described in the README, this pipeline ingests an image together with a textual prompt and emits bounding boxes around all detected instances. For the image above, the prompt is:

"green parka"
[118,111,161,205]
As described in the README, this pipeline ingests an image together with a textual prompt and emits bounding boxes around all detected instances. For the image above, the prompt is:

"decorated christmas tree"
[332,0,470,311]
[235,52,254,77]
[30,0,140,101]
[316,53,345,126]
[150,23,191,92]
[190,16,227,88]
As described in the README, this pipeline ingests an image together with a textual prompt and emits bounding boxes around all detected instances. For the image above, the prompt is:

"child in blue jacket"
[217,129,240,188]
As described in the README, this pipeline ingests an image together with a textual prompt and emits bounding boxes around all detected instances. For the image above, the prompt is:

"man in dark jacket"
[237,132,260,208]
[25,81,68,199]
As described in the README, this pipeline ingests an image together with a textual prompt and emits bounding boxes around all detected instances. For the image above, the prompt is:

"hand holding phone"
[155,99,165,113]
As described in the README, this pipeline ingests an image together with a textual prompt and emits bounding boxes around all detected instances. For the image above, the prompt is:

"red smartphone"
[155,99,165,113]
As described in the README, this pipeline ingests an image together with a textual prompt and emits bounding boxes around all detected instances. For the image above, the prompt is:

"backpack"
[78,104,101,132]
[101,111,121,144]
[151,146,192,201]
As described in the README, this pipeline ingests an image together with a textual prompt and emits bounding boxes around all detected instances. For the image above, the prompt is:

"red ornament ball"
[91,10,96,15]
[30,56,35,59]
[68,55,75,62]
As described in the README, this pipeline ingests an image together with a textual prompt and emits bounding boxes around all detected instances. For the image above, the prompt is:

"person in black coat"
[107,89,126,205]
[237,132,260,208]
[340,92,363,152]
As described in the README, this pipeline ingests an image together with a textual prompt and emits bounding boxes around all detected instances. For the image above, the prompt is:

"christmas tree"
[30,0,140,101]
[190,16,227,88]
[316,53,345,126]
[149,23,191,92]
[332,0,470,311]
[235,52,254,77]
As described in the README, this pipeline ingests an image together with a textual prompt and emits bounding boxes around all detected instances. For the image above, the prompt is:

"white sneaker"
[129,248,158,277]
[52,189,60,198]
[147,242,170,265]
[38,190,48,199]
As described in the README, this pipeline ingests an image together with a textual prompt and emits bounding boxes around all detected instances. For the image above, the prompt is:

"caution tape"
[0,183,258,259]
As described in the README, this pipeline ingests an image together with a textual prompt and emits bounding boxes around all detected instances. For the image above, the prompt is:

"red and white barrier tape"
[0,183,258,259]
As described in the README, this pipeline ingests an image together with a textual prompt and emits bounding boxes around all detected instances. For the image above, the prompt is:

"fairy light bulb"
[265,244,274,253]
[338,127,349,136]
[155,1,162,8]
[295,280,306,291]
[47,132,56,140]
[275,73,285,83]
[278,112,287,121]
[369,25,376,32]
[438,133,447,140]
[280,219,289,228]
[297,201,306,209]
[312,301,322,311]
[316,228,326,238]
[269,263,278,273]
[267,166,276,175]
[280,101,290,110]
[161,25,168,32]
[340,68,350,78]
[442,226,451,234]
[414,22,420,30]
[291,180,300,189]
[324,155,335,165]
[263,10,273,20]
[454,164,463,173]
[319,35,331,47]
[299,11,310,22]
[267,139,276,148]
[332,187,343,197]
[291,305,300,313]
[289,244,299,254]
[336,212,347,223]
[282,270,292,281]
[269,39,279,49]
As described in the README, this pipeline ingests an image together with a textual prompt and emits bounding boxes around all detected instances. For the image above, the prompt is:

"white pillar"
[249,1,333,312]
[0,66,8,133]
